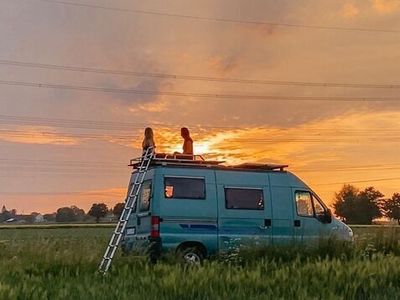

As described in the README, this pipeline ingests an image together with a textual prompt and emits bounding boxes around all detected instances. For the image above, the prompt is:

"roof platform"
[230,163,289,171]
[129,153,288,172]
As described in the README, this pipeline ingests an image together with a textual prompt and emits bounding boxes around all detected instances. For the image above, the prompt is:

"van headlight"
[346,227,354,242]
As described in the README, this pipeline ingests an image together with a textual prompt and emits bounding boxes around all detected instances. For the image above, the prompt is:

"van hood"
[330,217,354,242]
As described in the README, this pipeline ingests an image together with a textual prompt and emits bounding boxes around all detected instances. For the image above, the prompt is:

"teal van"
[121,157,353,263]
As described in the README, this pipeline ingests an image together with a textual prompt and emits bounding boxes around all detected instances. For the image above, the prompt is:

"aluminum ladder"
[99,147,154,274]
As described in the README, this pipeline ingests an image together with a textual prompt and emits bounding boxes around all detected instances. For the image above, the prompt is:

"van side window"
[225,188,264,210]
[164,177,205,200]
[295,191,314,217]
[139,181,152,212]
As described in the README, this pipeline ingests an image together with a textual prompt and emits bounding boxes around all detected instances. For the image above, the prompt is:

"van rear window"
[225,188,264,210]
[164,177,205,200]
[139,181,152,212]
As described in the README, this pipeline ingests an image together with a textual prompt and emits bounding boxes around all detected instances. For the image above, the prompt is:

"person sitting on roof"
[180,127,193,155]
[142,127,155,154]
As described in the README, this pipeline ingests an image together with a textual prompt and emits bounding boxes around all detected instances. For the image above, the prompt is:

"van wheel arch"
[176,242,207,263]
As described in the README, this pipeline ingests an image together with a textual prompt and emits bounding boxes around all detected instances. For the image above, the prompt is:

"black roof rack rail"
[128,153,287,171]
[231,163,288,171]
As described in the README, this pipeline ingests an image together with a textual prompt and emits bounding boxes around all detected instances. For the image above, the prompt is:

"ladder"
[99,147,154,274]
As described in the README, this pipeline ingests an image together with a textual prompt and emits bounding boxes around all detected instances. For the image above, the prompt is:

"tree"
[55,206,85,223]
[333,185,359,223]
[56,207,75,222]
[382,193,400,225]
[0,205,13,222]
[88,203,108,223]
[333,185,383,224]
[43,213,56,223]
[113,202,125,218]
[70,205,85,222]
[356,187,383,224]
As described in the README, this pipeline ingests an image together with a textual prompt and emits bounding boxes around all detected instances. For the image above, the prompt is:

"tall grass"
[0,227,399,299]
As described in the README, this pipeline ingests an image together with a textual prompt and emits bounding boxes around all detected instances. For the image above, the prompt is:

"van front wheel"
[179,247,204,265]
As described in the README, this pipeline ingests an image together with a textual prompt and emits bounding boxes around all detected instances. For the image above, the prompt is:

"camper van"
[120,156,353,264]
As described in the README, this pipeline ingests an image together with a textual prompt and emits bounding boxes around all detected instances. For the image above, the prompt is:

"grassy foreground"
[0,227,399,299]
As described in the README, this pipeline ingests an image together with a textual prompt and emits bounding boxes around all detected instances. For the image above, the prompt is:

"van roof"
[130,155,288,173]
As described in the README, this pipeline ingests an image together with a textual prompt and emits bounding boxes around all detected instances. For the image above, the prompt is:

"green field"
[0,226,399,299]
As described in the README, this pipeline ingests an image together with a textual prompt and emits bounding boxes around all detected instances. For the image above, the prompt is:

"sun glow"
[194,142,211,155]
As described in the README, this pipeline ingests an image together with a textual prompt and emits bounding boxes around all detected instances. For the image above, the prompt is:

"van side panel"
[157,167,218,255]
[216,171,272,251]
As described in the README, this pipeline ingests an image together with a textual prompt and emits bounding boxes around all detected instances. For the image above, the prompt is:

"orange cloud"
[0,126,79,145]
[207,54,240,75]
[372,0,400,13]
[342,3,360,18]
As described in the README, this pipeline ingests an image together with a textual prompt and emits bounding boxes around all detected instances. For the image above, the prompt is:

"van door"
[134,180,153,239]
[270,186,294,245]
[292,189,330,244]
[218,185,272,252]
[123,170,154,252]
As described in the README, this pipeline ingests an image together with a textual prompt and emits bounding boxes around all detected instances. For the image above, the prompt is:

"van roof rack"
[230,163,288,171]
[129,153,288,172]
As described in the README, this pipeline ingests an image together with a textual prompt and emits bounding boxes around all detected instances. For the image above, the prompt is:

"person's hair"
[181,127,190,138]
[144,127,154,139]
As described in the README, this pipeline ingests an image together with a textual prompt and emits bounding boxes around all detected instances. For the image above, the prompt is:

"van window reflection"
[295,191,313,216]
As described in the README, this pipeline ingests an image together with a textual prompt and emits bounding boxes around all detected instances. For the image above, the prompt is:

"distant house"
[34,214,45,223]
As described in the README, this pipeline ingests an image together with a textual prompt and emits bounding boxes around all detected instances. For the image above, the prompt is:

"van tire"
[178,246,204,265]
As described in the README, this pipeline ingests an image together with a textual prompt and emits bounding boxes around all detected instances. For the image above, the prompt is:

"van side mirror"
[317,209,332,224]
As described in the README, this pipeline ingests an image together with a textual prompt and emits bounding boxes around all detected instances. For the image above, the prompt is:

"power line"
[2,59,400,90]
[315,176,400,186]
[0,114,237,130]
[35,0,400,34]
[1,79,400,102]
[0,158,125,166]
[4,158,400,168]
[1,114,400,134]
[3,158,400,173]
[2,130,400,144]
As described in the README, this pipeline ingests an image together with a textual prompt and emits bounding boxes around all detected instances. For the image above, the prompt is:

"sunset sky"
[1,0,400,213]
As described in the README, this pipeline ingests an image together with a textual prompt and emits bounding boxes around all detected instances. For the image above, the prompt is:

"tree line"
[333,185,400,225]
[0,203,125,224]
[54,203,125,223]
